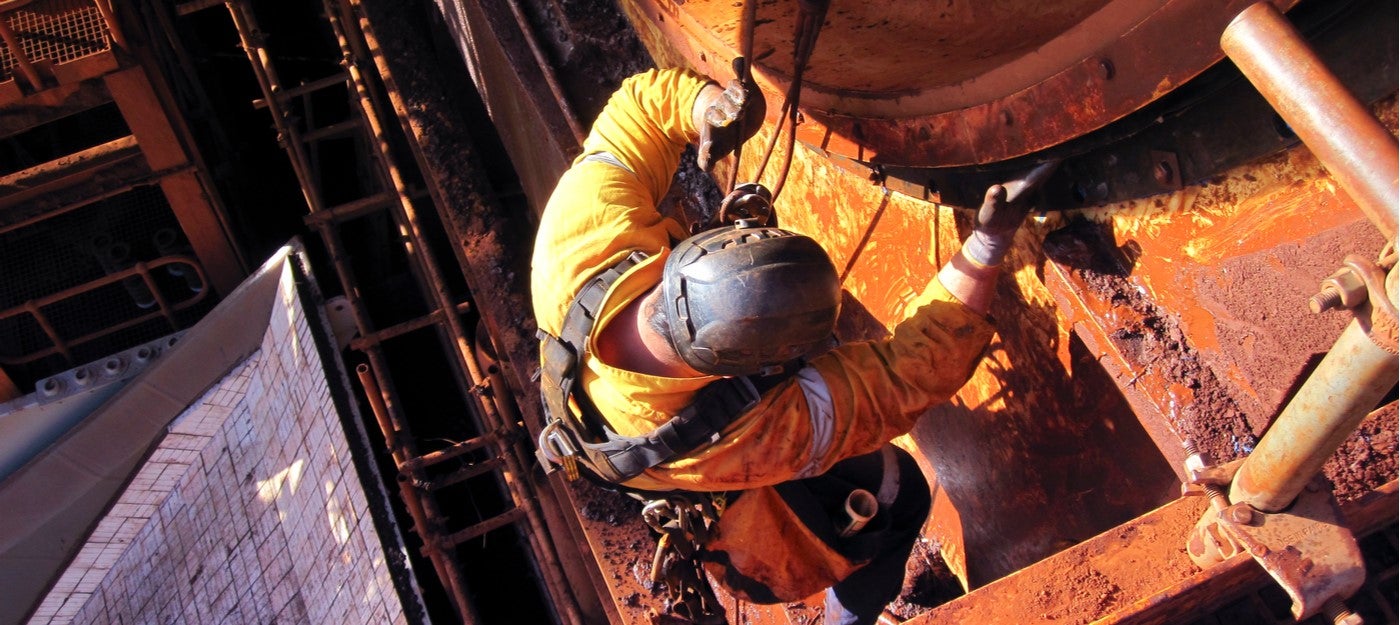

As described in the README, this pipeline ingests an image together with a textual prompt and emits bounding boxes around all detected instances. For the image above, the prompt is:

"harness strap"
[537,251,765,486]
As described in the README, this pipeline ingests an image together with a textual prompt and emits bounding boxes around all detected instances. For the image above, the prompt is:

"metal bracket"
[1188,475,1366,621]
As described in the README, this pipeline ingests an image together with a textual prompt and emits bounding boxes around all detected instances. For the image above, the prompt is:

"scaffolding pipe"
[1221,2,1399,241]
[226,1,326,213]
[357,363,483,625]
[1230,265,1399,512]
[325,3,583,623]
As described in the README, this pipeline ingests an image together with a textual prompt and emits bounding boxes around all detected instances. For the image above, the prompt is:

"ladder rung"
[436,507,528,551]
[302,118,362,144]
[350,301,473,350]
[304,191,397,227]
[400,433,499,473]
[251,71,351,110]
[175,0,224,16]
[419,457,505,492]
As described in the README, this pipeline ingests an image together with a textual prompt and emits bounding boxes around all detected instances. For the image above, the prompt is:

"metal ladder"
[183,1,582,622]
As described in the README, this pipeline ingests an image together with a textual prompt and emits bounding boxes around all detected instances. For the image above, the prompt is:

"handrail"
[0,255,208,365]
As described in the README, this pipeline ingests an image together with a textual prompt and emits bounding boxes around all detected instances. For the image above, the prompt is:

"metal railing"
[0,255,208,365]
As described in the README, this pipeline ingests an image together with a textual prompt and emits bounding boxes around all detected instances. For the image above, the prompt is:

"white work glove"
[696,78,766,171]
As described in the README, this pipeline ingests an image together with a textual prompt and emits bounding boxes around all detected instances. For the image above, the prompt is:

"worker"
[531,67,1046,625]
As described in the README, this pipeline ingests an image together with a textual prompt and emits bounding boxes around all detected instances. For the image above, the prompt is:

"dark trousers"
[773,445,932,625]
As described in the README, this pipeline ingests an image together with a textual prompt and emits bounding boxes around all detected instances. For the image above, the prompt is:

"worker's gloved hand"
[962,185,1025,267]
[961,160,1060,266]
[696,78,766,171]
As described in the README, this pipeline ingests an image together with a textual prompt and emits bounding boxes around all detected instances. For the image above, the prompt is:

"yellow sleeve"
[640,281,995,491]
[531,69,711,336]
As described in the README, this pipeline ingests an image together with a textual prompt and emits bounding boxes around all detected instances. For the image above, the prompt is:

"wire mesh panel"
[0,184,214,390]
[0,0,112,82]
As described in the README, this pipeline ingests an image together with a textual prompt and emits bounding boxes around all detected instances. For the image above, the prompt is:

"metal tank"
[424,0,1397,622]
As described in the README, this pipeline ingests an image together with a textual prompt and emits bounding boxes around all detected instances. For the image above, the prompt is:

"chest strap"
[536,251,766,485]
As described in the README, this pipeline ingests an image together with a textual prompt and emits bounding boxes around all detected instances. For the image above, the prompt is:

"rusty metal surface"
[1212,478,1367,621]
[1043,139,1391,468]
[619,0,1301,167]
[711,118,1182,590]
[398,0,1400,621]
[1222,1,1399,242]
[432,0,578,219]
[1228,266,1399,512]
[909,482,1396,625]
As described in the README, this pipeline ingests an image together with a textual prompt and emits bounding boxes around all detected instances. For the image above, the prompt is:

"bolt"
[1310,287,1344,313]
[1153,160,1174,185]
[1183,440,1230,511]
[1323,597,1363,625]
[1226,504,1255,525]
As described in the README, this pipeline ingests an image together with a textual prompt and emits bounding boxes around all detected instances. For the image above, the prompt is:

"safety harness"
[536,251,788,623]
[535,250,769,487]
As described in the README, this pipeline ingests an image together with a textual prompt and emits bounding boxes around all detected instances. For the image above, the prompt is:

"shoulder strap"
[536,252,777,486]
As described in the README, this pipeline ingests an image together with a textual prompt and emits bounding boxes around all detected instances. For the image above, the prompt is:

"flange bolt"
[1323,596,1363,625]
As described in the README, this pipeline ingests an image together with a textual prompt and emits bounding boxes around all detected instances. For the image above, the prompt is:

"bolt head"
[1226,504,1256,525]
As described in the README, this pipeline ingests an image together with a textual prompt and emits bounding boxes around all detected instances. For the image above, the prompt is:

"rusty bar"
[0,14,42,90]
[359,364,482,625]
[251,71,350,109]
[416,457,506,492]
[0,136,142,190]
[302,188,430,228]
[0,257,208,366]
[437,507,529,550]
[174,0,223,16]
[348,302,472,350]
[0,163,197,236]
[356,363,405,457]
[23,301,69,362]
[226,1,326,213]
[1230,271,1399,512]
[300,118,361,143]
[131,262,178,329]
[398,432,499,473]
[302,191,397,227]
[1221,2,1399,241]
[325,3,583,624]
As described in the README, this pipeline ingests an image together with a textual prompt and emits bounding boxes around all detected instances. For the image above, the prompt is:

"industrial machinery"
[0,0,1393,623]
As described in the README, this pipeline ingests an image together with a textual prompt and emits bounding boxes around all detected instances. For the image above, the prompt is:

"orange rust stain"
[1067,146,1363,356]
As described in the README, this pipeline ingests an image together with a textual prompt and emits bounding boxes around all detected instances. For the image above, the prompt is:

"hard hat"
[661,221,841,376]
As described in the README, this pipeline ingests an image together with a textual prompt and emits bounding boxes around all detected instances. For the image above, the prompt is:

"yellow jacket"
[531,68,995,495]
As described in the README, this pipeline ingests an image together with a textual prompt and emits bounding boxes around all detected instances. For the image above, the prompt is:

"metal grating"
[0,0,111,80]
[0,184,213,389]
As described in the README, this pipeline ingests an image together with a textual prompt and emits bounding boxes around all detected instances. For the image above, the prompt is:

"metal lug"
[1209,476,1366,621]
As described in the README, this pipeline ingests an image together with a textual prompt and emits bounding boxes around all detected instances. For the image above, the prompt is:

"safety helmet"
[661,221,841,376]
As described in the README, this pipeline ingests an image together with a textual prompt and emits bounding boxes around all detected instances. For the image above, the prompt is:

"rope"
[750,0,829,203]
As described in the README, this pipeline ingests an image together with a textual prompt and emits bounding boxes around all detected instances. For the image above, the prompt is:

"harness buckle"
[537,421,583,481]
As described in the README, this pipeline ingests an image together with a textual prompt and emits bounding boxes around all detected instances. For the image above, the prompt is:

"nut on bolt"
[1323,596,1363,625]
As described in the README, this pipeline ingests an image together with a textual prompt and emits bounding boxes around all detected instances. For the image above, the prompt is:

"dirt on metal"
[369,0,1399,622]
